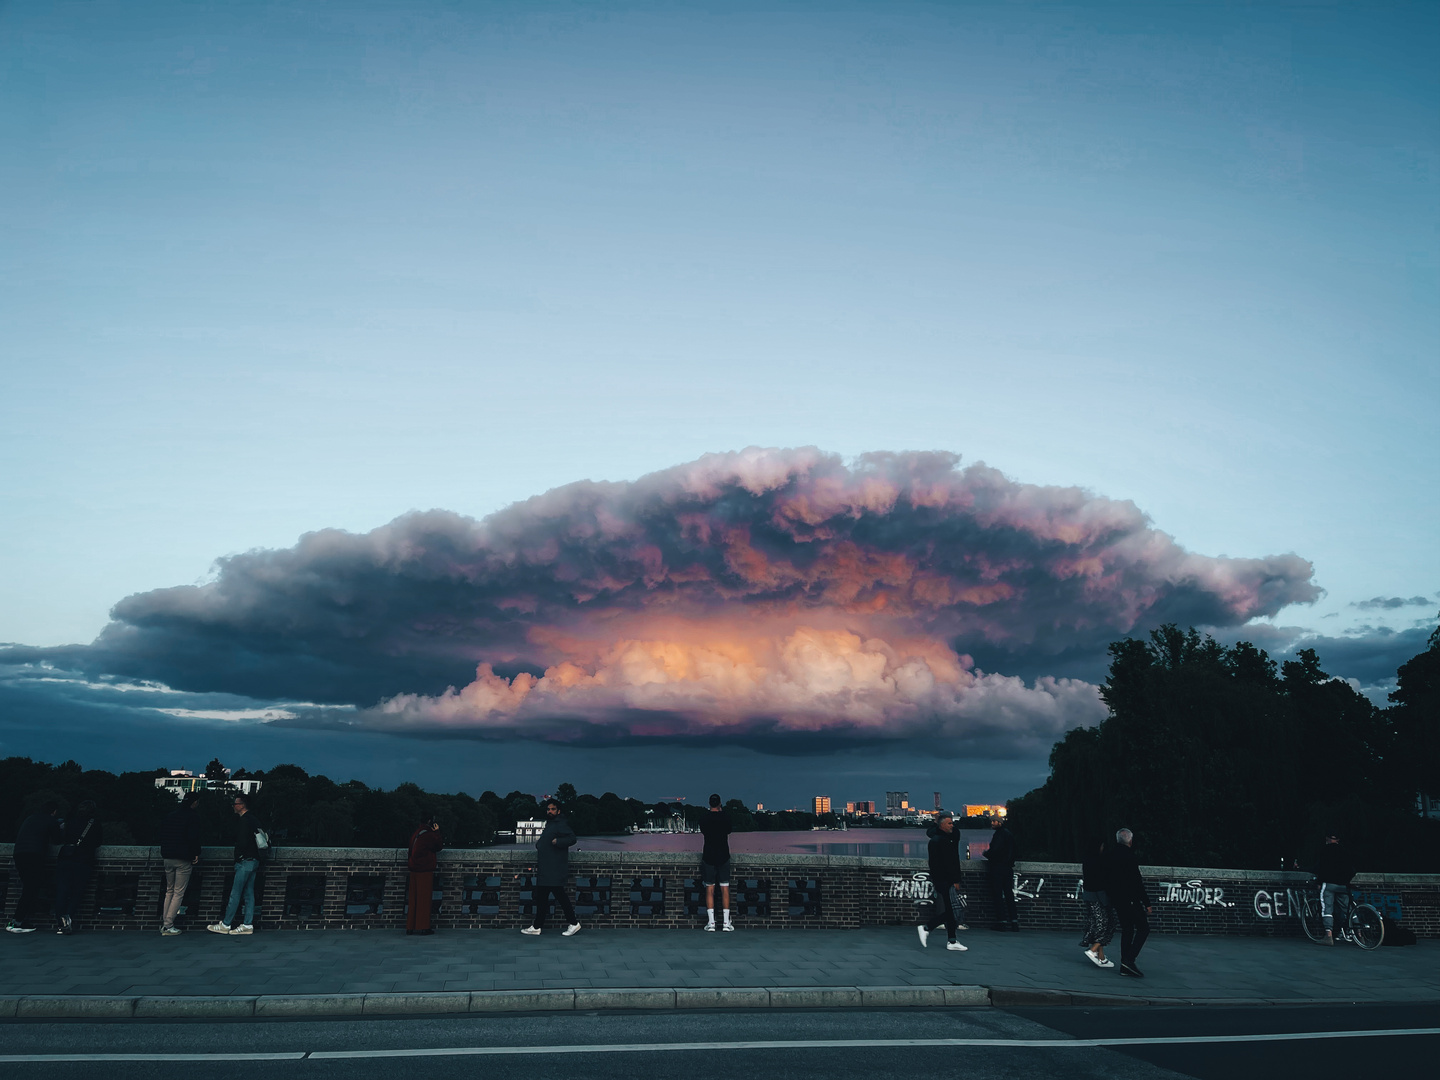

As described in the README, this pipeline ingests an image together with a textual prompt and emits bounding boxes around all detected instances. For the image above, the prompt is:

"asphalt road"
[1,1003,1436,1080]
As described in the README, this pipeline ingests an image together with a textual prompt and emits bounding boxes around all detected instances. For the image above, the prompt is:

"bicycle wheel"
[1299,894,1327,943]
[1349,904,1384,950]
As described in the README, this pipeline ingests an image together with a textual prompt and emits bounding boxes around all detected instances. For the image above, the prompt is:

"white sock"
[723,909,732,925]
[707,907,715,925]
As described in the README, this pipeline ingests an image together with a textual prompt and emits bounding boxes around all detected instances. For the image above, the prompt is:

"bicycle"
[1298,885,1384,950]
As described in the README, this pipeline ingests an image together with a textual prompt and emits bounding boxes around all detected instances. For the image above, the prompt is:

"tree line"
[0,762,840,849]
[1007,618,1440,873]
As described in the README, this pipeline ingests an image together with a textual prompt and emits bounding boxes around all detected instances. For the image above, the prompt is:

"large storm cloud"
[10,449,1321,749]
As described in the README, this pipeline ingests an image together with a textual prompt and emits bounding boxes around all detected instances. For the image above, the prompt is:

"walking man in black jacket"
[917,810,968,951]
[984,815,1018,931]
[521,798,580,937]
[1107,827,1152,977]
[159,793,203,934]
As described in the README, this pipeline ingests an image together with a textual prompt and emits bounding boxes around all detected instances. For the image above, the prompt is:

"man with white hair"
[1105,827,1152,977]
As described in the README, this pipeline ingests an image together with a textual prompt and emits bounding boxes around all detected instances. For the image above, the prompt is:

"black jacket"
[233,813,265,862]
[1312,844,1355,887]
[1081,851,1106,894]
[1104,842,1150,908]
[58,815,103,861]
[14,812,61,855]
[926,828,964,884]
[534,814,577,886]
[983,825,1016,870]
[699,810,732,866]
[159,807,203,861]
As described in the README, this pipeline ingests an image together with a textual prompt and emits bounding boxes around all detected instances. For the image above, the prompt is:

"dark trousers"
[406,871,434,932]
[924,881,961,939]
[531,884,576,929]
[1116,903,1150,967]
[988,866,1017,925]
[54,857,93,921]
[12,853,47,926]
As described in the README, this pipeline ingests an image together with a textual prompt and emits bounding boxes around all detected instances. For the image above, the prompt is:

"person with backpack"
[208,793,266,936]
[406,816,443,936]
[158,793,203,935]
[53,801,103,934]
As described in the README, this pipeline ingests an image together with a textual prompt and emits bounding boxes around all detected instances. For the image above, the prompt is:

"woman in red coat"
[406,818,443,935]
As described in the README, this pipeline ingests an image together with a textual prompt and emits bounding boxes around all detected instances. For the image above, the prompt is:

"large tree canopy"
[1008,620,1440,872]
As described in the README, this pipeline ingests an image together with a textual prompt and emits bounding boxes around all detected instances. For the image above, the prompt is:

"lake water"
[501,828,994,860]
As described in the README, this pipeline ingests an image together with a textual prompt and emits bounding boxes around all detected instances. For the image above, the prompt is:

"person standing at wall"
[916,810,968,951]
[983,814,1018,931]
[521,798,580,937]
[159,793,203,935]
[698,794,734,932]
[1106,827,1152,977]
[7,802,61,933]
[1312,833,1355,946]
[208,794,265,936]
[53,800,103,934]
[406,816,443,936]
[1078,837,1116,967]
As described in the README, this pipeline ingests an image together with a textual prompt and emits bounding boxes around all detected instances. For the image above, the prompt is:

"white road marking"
[2,1029,1436,1063]
[0,1053,307,1062]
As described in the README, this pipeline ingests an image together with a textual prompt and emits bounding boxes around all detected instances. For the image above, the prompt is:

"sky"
[1,1,1436,809]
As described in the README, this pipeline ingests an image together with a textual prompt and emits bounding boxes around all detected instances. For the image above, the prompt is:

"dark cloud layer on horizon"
[4,448,1322,752]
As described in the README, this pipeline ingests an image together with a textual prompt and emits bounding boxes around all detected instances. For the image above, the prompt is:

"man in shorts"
[698,794,733,931]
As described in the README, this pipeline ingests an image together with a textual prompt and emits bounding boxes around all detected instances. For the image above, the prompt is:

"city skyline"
[2,2,1435,808]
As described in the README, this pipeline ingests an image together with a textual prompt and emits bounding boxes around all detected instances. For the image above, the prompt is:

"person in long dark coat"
[983,815,1018,931]
[521,799,580,936]
[1105,827,1152,977]
[7,803,61,933]
[406,817,443,936]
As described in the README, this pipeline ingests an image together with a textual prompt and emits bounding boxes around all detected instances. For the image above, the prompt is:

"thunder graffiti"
[1157,880,1235,910]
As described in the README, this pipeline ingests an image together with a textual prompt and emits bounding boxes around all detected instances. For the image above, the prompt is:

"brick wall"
[3,845,1436,937]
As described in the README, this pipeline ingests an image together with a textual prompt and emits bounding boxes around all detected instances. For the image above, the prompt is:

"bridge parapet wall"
[2,845,1435,936]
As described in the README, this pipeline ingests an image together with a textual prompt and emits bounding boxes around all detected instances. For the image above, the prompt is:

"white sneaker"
[955,923,969,931]
[916,925,929,948]
[562,923,581,937]
[520,926,541,935]
[1085,948,1108,968]
[161,926,183,936]
[207,923,232,935]
[705,923,717,932]
[230,924,254,935]
[946,941,967,952]
[721,922,734,931]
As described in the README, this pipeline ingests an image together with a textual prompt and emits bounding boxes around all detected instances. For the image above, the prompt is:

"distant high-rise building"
[965,804,1007,819]
[886,791,909,813]
[934,791,942,811]
[846,800,876,814]
[813,796,831,815]
[756,803,764,811]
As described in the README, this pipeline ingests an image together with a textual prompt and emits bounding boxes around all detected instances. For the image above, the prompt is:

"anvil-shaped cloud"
[17,449,1320,752]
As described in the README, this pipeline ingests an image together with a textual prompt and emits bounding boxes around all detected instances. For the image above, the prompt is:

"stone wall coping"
[2,843,1437,884]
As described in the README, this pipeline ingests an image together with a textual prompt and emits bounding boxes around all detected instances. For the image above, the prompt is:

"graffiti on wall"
[1013,873,1044,900]
[1252,887,1404,921]
[1157,880,1235,910]
[881,872,934,902]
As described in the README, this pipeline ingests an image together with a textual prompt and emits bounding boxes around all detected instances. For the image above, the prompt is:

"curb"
[2,987,1430,1019]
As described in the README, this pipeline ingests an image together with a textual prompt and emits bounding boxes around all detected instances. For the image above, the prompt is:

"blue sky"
[1,1,1435,806]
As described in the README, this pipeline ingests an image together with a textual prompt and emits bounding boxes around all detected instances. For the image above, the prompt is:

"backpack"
[1381,916,1416,946]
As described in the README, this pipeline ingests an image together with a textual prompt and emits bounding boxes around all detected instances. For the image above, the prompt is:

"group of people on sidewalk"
[916,811,1154,978]
[5,800,104,934]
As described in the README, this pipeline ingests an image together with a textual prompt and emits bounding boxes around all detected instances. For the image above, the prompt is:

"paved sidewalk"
[2,927,1436,1005]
